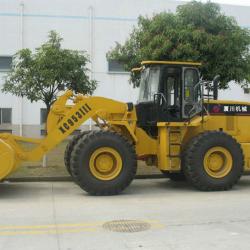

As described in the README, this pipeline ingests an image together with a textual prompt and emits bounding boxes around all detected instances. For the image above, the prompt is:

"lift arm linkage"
[0,90,137,179]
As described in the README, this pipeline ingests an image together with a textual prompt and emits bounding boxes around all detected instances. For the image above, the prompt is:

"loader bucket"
[0,139,16,180]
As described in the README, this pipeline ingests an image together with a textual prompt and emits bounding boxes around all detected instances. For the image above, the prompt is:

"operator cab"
[134,61,202,135]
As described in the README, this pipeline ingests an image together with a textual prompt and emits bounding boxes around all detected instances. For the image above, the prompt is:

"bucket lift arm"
[0,90,137,180]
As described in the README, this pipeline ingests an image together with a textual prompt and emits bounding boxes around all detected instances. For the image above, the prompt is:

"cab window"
[184,68,200,102]
[163,67,181,107]
[138,66,160,102]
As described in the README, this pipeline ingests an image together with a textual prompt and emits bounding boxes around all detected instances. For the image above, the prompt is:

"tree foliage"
[107,1,250,88]
[3,31,97,111]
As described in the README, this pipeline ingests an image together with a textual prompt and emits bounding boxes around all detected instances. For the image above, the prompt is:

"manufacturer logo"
[223,105,248,113]
[207,103,250,115]
[212,105,221,113]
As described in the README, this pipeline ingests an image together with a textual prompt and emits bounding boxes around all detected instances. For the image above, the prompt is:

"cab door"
[158,66,182,121]
[182,67,201,118]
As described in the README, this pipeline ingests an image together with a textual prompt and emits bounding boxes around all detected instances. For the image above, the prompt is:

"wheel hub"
[89,147,122,180]
[95,153,115,172]
[204,146,232,178]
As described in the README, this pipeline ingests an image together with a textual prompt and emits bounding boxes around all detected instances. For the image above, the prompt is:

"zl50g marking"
[59,104,92,134]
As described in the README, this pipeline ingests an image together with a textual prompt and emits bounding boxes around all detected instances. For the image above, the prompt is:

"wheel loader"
[0,60,250,195]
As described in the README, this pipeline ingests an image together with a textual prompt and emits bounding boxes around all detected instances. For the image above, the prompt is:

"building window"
[40,108,47,125]
[0,108,12,124]
[108,60,127,73]
[0,56,12,72]
[40,129,47,136]
[244,88,250,94]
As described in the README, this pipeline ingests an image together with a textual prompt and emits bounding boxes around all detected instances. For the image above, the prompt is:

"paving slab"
[1,177,250,250]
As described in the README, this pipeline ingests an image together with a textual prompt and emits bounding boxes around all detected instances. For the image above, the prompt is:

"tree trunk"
[42,102,51,168]
[45,103,51,126]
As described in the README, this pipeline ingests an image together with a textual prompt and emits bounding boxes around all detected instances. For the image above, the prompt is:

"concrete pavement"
[1,178,250,250]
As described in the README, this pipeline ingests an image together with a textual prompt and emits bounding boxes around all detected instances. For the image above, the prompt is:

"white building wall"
[218,82,250,102]
[0,0,249,136]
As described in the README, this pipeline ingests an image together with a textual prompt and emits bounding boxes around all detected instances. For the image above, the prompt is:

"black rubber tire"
[161,171,186,182]
[70,130,137,195]
[182,131,244,191]
[64,131,90,176]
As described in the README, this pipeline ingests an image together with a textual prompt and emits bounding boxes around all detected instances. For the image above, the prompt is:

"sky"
[183,0,250,6]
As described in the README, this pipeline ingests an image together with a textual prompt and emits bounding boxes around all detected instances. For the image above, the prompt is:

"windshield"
[138,66,161,102]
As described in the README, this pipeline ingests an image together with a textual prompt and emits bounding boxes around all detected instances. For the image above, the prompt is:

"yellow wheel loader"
[1,61,250,195]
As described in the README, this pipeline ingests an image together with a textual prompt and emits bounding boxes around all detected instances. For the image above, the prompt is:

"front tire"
[64,131,90,176]
[70,131,137,195]
[182,131,244,191]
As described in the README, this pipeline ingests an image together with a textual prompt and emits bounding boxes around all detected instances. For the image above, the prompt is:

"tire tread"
[70,130,137,195]
[182,131,244,191]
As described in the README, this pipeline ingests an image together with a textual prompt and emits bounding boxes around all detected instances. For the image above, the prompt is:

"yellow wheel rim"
[204,146,233,178]
[89,147,122,181]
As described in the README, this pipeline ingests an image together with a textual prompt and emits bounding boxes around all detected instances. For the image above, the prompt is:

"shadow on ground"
[2,177,250,200]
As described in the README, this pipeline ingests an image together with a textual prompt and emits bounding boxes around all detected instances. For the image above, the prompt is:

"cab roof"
[141,60,202,66]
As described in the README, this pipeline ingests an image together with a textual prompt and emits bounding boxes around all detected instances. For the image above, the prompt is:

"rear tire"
[64,131,90,176]
[70,130,137,195]
[182,131,244,191]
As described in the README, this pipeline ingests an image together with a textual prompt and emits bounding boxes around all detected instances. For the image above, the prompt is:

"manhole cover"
[103,220,151,233]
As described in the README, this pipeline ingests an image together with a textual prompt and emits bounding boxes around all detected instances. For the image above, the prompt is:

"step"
[169,130,181,133]
[168,155,180,158]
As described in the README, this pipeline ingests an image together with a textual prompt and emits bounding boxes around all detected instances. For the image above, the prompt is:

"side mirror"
[213,75,220,100]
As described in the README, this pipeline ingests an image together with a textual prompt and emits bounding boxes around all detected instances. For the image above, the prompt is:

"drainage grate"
[103,220,151,233]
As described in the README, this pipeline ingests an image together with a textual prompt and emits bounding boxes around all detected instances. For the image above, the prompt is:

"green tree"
[3,30,97,113]
[107,1,250,88]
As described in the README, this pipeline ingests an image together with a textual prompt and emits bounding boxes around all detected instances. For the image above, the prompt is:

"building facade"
[0,0,249,137]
